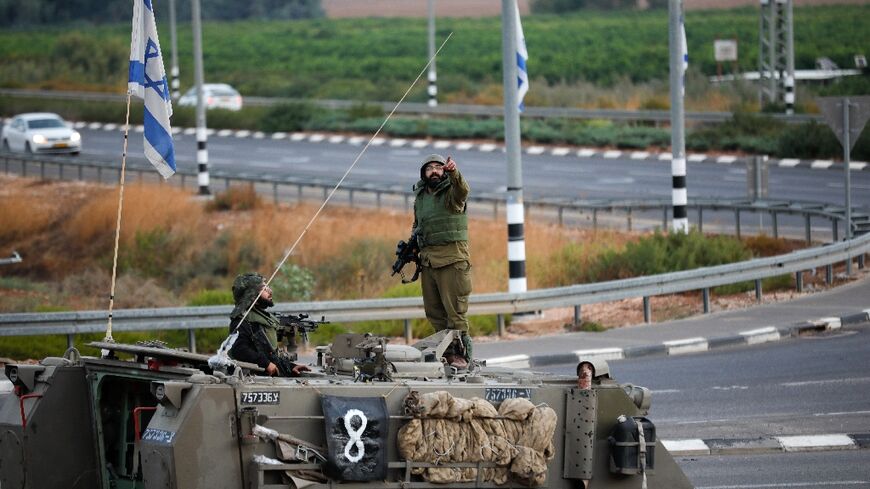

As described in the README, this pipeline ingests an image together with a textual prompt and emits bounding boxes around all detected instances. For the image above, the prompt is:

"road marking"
[778,158,800,167]
[171,127,182,135]
[348,136,366,145]
[814,410,870,417]
[551,147,570,156]
[135,125,145,133]
[577,148,596,157]
[411,139,429,148]
[433,140,451,149]
[826,182,870,190]
[651,389,681,394]
[289,132,306,141]
[602,150,622,159]
[849,161,867,170]
[455,142,473,151]
[658,153,672,160]
[328,135,345,144]
[630,151,650,159]
[308,134,326,143]
[698,481,870,488]
[526,146,545,155]
[573,347,624,361]
[388,138,407,147]
[390,149,421,157]
[777,434,855,451]
[281,156,310,164]
[370,137,386,146]
[740,326,780,345]
[253,131,265,139]
[88,122,102,129]
[103,123,117,131]
[711,385,749,391]
[480,143,497,152]
[74,121,87,128]
[664,337,708,355]
[235,130,251,138]
[661,439,709,455]
[782,377,870,387]
[811,159,833,169]
[716,156,737,164]
[485,354,530,369]
[217,129,233,137]
[688,154,707,162]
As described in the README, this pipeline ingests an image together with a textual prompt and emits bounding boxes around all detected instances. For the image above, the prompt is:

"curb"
[55,120,870,173]
[662,433,868,456]
[484,309,870,369]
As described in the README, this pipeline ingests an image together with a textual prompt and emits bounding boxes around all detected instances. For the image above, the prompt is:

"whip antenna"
[232,32,454,331]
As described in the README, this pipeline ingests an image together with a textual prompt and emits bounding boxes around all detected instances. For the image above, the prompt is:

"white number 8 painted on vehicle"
[343,409,367,462]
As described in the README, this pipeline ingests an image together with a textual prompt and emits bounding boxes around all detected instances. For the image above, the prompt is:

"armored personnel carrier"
[0,330,692,488]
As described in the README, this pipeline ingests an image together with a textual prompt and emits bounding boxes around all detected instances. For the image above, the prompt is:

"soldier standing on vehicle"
[228,272,309,377]
[412,154,473,368]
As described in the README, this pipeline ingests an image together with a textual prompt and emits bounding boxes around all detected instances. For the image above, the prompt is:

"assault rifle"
[391,233,421,283]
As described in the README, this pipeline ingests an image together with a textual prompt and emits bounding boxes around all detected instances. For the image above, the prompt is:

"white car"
[1,112,81,155]
[177,83,243,111]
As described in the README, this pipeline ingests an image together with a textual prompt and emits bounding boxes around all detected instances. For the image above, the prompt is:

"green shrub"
[206,185,262,212]
[259,102,317,132]
[188,289,234,306]
[270,263,316,302]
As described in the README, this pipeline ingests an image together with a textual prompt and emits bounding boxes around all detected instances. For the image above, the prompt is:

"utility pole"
[669,0,688,234]
[427,0,437,108]
[191,0,210,195]
[168,0,180,100]
[759,0,795,113]
[501,0,527,293]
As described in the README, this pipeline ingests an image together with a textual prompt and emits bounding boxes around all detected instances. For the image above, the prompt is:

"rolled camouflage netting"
[398,391,557,486]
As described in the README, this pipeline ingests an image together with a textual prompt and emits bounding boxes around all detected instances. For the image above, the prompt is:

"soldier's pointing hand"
[444,156,457,172]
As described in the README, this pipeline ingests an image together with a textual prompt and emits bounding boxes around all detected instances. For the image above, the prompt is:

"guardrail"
[1,232,867,352]
[0,88,822,124]
[4,152,867,243]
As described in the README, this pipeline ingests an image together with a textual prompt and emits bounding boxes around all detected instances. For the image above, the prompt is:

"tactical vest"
[415,187,468,247]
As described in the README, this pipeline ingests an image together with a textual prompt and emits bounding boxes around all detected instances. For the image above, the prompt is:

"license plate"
[53,143,68,148]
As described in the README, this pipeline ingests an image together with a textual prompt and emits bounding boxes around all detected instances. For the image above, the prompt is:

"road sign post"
[817,96,870,274]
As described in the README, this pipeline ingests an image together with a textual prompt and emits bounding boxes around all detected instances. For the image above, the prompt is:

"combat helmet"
[230,272,266,319]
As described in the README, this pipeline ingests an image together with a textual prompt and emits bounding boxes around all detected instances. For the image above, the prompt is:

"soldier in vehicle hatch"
[228,272,309,377]
[411,154,473,369]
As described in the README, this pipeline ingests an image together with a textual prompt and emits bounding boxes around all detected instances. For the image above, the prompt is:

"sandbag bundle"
[398,391,557,486]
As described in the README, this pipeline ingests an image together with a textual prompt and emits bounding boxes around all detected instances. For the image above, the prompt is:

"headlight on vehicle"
[32,134,47,144]
[70,132,81,142]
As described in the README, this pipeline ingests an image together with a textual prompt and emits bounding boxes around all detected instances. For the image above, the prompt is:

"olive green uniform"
[413,169,472,332]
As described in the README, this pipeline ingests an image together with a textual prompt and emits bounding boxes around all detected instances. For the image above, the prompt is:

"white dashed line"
[183,127,196,136]
[253,132,265,139]
[602,150,622,159]
[171,127,182,135]
[811,160,833,169]
[389,138,407,147]
[850,161,867,170]
[630,151,650,159]
[74,121,87,128]
[235,130,251,138]
[662,439,710,455]
[289,132,306,141]
[328,135,345,144]
[577,148,596,158]
[479,143,497,152]
[688,154,707,162]
[348,136,366,145]
[551,147,570,156]
[135,125,145,133]
[103,123,117,131]
[658,153,673,160]
[216,129,232,137]
[308,134,326,143]
[411,139,429,148]
[778,158,800,167]
[370,137,387,146]
[455,142,473,151]
[526,146,546,155]
[716,156,737,164]
[433,140,451,149]
[88,122,102,130]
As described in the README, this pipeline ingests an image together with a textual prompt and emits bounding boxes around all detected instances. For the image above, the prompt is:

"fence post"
[96,166,101,182]
[573,305,581,328]
[805,215,811,245]
[735,210,741,239]
[795,271,803,292]
[662,208,667,229]
[825,264,833,284]
[832,218,838,242]
[702,288,710,313]
[627,207,633,232]
[187,329,197,353]
[698,207,703,233]
[558,206,564,227]
[493,200,498,220]
[404,319,412,344]
[772,212,779,238]
[376,191,382,209]
[272,182,279,204]
[78,164,83,180]
[593,209,598,231]
[59,162,64,180]
[67,334,74,350]
[349,189,354,207]
[858,254,865,270]
[40,161,45,180]
[497,314,506,337]
[642,297,651,323]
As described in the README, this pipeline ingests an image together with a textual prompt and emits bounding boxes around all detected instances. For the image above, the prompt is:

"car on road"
[177,83,243,111]
[1,112,81,155]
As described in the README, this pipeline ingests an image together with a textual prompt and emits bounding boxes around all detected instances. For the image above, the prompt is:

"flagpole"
[105,90,134,342]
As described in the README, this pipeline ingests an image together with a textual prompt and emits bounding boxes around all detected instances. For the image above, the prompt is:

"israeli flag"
[129,0,176,179]
[516,4,529,113]
[680,15,688,98]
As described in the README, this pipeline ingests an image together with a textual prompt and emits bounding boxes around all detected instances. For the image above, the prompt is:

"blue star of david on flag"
[129,0,176,179]
[516,3,529,113]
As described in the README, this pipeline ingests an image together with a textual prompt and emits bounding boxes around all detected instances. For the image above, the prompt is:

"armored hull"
[0,332,693,489]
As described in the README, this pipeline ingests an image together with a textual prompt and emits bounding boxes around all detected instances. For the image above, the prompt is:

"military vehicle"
[0,329,692,488]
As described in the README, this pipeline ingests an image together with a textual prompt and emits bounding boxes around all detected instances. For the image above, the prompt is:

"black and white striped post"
[783,0,795,114]
[502,0,527,293]
[168,0,180,100]
[191,0,210,195]
[427,0,438,108]
[669,0,688,233]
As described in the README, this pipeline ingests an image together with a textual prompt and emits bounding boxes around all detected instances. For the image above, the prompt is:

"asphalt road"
[75,126,870,209]
[537,326,870,487]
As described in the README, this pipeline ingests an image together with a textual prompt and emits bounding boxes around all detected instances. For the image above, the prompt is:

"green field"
[0,5,866,104]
